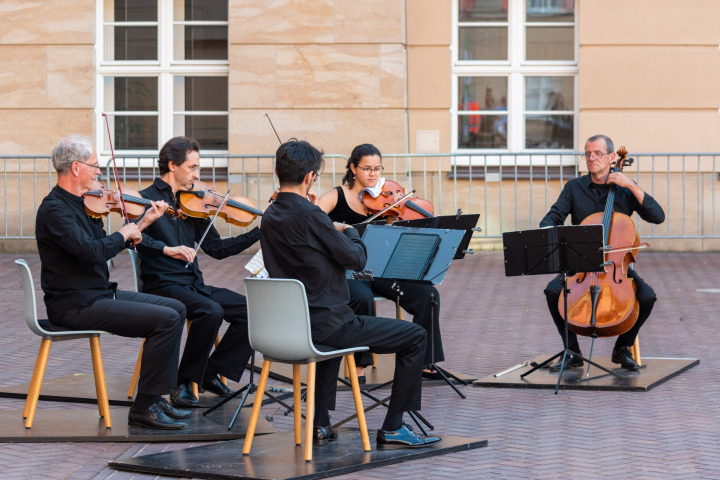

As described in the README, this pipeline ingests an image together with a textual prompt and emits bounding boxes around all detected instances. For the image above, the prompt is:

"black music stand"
[393,213,481,259]
[350,224,467,398]
[503,225,622,394]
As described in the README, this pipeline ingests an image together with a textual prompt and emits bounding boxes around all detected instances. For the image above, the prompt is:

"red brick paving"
[0,250,718,479]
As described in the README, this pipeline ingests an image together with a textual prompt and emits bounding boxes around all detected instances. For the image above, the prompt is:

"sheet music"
[245,249,269,278]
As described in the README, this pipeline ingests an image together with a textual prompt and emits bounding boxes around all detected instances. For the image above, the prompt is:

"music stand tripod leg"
[424,292,466,399]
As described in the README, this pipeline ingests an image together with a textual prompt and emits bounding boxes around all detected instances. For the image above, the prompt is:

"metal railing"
[2,153,719,244]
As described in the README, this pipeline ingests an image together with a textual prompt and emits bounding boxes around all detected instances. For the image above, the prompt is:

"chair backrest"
[244,277,320,362]
[15,259,44,336]
[128,249,143,292]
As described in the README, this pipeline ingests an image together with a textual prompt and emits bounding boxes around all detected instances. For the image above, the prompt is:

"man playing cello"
[541,134,664,371]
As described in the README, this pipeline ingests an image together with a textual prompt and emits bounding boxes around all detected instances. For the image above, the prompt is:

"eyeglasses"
[312,172,320,182]
[75,160,101,170]
[357,166,384,174]
[580,152,611,161]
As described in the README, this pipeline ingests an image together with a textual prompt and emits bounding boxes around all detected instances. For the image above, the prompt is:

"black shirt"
[138,177,260,293]
[327,186,369,224]
[540,174,665,227]
[259,192,367,343]
[35,185,127,322]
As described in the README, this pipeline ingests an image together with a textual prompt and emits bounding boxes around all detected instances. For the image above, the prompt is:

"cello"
[560,147,644,337]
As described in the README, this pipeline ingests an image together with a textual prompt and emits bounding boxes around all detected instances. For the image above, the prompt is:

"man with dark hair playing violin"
[541,134,665,371]
[136,136,260,408]
[36,135,190,429]
[317,143,445,383]
[261,138,440,449]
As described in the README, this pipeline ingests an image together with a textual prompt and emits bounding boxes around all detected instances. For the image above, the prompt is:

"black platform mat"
[109,427,488,480]
[473,355,699,391]
[0,404,274,443]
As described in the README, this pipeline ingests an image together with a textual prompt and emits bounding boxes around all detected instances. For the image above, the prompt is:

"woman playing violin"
[541,134,665,371]
[137,136,260,406]
[317,143,445,381]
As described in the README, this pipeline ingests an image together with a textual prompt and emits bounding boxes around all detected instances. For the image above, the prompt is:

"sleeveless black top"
[327,186,369,225]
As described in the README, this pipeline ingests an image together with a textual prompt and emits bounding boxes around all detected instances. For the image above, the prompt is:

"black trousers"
[147,284,253,384]
[544,268,657,353]
[56,290,186,396]
[347,278,443,366]
[315,315,426,415]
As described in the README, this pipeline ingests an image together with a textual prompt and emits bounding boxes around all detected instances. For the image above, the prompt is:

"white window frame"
[451,0,579,167]
[95,0,230,165]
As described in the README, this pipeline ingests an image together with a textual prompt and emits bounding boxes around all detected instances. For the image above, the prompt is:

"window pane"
[185,0,227,21]
[526,0,574,23]
[111,26,157,60]
[526,26,574,60]
[458,114,507,149]
[112,0,157,22]
[459,0,508,22]
[525,77,573,111]
[525,114,573,149]
[113,77,158,111]
[183,25,228,60]
[175,115,228,150]
[112,116,158,150]
[175,77,227,111]
[458,77,507,110]
[458,27,507,61]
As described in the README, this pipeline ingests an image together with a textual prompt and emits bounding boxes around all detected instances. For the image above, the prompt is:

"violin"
[177,180,263,227]
[361,179,434,221]
[83,180,184,219]
[560,147,642,337]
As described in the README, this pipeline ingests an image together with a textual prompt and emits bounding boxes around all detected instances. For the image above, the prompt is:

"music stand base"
[425,364,467,399]
[521,349,623,394]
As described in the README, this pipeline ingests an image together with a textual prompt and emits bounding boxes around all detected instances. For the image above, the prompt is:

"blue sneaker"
[377,423,441,449]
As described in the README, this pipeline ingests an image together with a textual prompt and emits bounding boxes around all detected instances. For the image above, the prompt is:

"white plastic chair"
[242,277,371,462]
[15,259,111,429]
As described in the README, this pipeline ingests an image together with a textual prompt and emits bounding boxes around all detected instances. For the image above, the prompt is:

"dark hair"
[342,143,382,188]
[275,138,325,186]
[158,136,200,174]
[586,134,614,154]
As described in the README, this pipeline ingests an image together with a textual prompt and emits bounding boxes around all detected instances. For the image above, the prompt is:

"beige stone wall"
[578,0,720,153]
[0,1,95,155]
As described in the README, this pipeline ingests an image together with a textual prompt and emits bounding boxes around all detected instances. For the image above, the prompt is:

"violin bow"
[184,189,231,269]
[363,189,416,223]
[102,113,136,252]
[265,113,283,144]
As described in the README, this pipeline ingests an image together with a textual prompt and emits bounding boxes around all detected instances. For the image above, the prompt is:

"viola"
[361,179,434,221]
[560,146,643,337]
[83,181,184,220]
[177,180,263,227]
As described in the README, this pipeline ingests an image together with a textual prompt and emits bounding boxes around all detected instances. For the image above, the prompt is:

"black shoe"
[421,368,444,380]
[312,424,338,446]
[170,383,199,407]
[128,403,186,430]
[548,353,584,372]
[612,346,640,369]
[377,423,441,449]
[357,375,366,385]
[157,397,192,419]
[201,375,236,397]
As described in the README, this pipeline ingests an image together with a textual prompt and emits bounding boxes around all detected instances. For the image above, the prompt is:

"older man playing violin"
[36,135,189,430]
[137,136,260,408]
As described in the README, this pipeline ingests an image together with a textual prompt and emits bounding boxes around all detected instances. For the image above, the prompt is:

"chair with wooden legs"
[125,250,226,399]
[242,278,371,462]
[15,259,111,429]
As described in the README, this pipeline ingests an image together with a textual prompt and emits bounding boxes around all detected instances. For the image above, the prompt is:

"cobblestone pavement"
[0,250,718,479]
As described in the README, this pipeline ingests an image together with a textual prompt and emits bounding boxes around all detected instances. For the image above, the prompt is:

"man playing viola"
[261,138,440,448]
[541,134,665,371]
[36,135,190,429]
[137,136,259,407]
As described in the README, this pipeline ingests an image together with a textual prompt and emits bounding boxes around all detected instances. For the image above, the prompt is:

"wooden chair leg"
[127,341,144,398]
[343,357,350,378]
[304,362,316,462]
[24,338,52,429]
[372,353,377,368]
[293,364,302,446]
[630,336,642,366]
[345,355,371,451]
[242,360,271,455]
[89,336,112,429]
